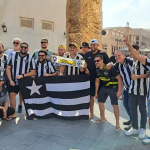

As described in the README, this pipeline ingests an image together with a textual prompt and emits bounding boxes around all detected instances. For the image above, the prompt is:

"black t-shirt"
[84,50,110,81]
[110,55,116,64]
[96,66,119,88]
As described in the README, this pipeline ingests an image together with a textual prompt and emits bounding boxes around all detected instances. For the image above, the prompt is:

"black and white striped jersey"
[7,52,35,84]
[129,60,149,95]
[65,53,83,75]
[0,54,7,77]
[114,57,133,90]
[35,60,56,77]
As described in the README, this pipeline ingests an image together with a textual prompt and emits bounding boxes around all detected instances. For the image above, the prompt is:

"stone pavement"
[0,97,150,150]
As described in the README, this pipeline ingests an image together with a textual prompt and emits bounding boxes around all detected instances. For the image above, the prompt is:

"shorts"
[90,81,95,97]
[148,99,150,117]
[8,85,20,94]
[98,87,118,105]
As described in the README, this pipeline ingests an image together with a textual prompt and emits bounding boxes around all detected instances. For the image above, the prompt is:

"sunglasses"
[21,46,28,49]
[94,60,100,63]
[38,55,45,57]
[41,42,47,44]
[13,42,19,45]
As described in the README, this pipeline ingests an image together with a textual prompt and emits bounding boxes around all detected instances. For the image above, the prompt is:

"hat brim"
[69,44,78,48]
[80,46,90,49]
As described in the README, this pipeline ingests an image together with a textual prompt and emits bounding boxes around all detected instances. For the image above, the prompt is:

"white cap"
[90,39,99,44]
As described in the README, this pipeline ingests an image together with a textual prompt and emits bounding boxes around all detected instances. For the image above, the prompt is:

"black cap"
[80,42,90,49]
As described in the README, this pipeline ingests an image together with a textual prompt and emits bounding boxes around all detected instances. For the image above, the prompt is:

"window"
[136,36,139,41]
[42,20,54,31]
[136,41,139,45]
[20,17,34,29]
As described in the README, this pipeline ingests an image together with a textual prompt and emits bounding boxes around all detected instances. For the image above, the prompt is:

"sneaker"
[143,137,150,145]
[139,128,146,139]
[18,105,22,113]
[123,120,131,125]
[125,128,139,136]
[124,124,132,131]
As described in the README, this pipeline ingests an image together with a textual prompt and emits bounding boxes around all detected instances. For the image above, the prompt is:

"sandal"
[95,119,107,123]
[115,126,120,131]
[89,115,94,119]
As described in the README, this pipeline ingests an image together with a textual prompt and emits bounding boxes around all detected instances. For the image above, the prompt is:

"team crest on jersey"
[45,66,48,69]
[77,61,83,67]
[53,56,57,62]
[24,59,28,63]
[135,65,139,70]
[1,92,4,97]
[2,60,6,64]
[104,71,108,76]
[124,63,127,68]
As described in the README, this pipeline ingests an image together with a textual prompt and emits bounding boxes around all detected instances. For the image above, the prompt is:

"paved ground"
[0,96,150,150]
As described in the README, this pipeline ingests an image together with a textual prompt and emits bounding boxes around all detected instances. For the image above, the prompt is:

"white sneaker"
[139,128,146,139]
[125,128,139,136]
[143,137,150,145]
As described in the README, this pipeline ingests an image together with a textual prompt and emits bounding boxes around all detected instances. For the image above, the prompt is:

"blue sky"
[103,0,150,29]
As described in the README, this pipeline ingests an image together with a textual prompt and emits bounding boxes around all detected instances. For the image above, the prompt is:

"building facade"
[102,27,136,56]
[0,0,66,54]
[102,26,150,56]
[133,28,150,49]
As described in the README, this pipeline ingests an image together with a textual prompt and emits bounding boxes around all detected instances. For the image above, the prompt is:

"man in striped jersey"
[59,43,85,75]
[35,50,57,77]
[125,46,149,139]
[4,38,23,113]
[0,42,7,77]
[124,35,150,144]
[113,50,133,131]
[6,42,36,118]
[32,38,56,60]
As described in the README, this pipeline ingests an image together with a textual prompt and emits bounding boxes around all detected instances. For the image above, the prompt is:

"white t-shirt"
[4,49,19,56]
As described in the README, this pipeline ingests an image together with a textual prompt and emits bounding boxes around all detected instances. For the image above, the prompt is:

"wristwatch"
[22,74,24,78]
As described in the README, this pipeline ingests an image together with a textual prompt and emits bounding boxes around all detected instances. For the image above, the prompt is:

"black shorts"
[8,85,20,94]
[90,81,95,97]
[98,87,118,105]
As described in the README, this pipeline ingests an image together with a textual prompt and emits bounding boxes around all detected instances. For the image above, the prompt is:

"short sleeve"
[49,62,56,74]
[145,59,150,71]
[30,57,36,70]
[4,92,9,102]
[32,52,36,60]
[103,52,110,64]
[111,67,120,78]
[126,57,133,67]
[7,53,12,66]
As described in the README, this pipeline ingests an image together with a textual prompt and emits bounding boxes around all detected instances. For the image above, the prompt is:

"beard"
[20,50,27,55]
[0,51,3,54]
[91,49,97,52]
[42,46,47,49]
[39,59,46,63]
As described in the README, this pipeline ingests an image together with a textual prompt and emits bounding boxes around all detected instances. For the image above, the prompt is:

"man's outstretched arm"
[123,36,146,65]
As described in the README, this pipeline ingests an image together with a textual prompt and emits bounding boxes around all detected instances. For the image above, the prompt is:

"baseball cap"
[58,45,66,49]
[80,42,90,49]
[90,39,99,44]
[69,43,79,49]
